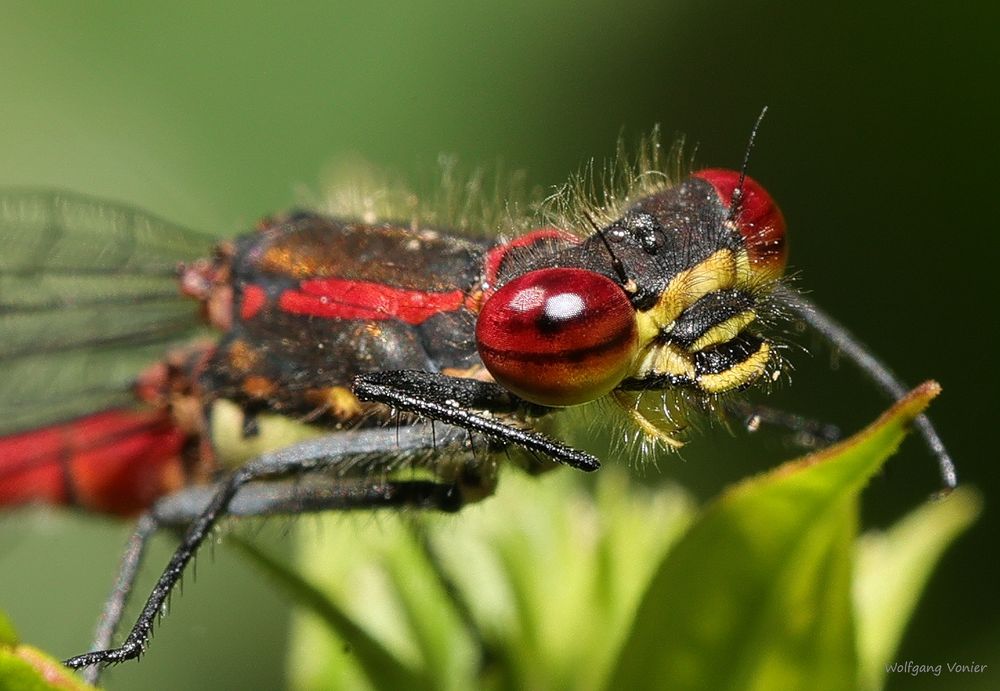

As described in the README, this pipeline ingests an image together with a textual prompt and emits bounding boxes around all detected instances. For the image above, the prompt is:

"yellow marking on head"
[633,248,755,380]
[611,390,687,448]
[628,407,687,448]
[636,342,696,380]
[635,249,740,343]
[697,341,772,394]
[734,247,755,287]
[689,310,758,352]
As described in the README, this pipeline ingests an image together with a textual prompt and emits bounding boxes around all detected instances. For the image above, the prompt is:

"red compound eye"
[476,268,639,407]
[693,169,788,278]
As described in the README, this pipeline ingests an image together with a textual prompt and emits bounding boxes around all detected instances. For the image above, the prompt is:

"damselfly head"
[475,132,791,448]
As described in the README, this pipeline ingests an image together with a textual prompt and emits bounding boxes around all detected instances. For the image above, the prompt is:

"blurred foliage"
[8,425,975,691]
[854,488,981,691]
[0,2,995,690]
[225,385,976,691]
[0,611,93,691]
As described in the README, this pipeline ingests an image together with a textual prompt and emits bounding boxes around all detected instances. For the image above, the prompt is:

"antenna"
[582,210,631,287]
[728,106,769,223]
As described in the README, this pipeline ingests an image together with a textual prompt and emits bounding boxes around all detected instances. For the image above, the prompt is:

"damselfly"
[0,124,955,682]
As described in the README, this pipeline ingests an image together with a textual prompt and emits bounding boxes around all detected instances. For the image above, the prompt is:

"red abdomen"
[0,409,187,516]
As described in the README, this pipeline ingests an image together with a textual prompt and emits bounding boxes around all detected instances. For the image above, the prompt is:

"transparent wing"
[0,190,215,433]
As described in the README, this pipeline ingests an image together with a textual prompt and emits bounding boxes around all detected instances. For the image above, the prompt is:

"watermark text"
[885,661,989,677]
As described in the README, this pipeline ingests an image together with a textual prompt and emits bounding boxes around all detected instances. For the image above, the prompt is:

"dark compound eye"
[476,268,639,406]
[693,169,788,279]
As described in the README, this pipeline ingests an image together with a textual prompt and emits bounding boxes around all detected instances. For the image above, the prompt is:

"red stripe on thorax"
[278,277,466,325]
[482,228,579,293]
[240,284,267,320]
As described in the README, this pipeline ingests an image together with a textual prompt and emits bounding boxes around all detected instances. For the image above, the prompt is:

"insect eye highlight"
[476,268,639,406]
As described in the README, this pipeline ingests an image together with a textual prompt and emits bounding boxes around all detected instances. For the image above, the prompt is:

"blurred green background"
[0,2,995,689]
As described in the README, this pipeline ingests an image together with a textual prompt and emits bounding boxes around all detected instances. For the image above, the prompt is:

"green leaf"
[0,633,95,691]
[0,650,56,691]
[608,382,942,691]
[227,535,422,691]
[0,612,16,648]
[259,504,482,691]
[0,610,93,690]
[285,467,695,690]
[427,468,694,690]
[270,383,961,691]
[854,486,981,691]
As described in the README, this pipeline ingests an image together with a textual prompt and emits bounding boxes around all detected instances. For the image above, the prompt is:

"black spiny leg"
[776,285,957,491]
[64,424,486,677]
[81,514,159,685]
[353,370,600,472]
[726,399,842,448]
